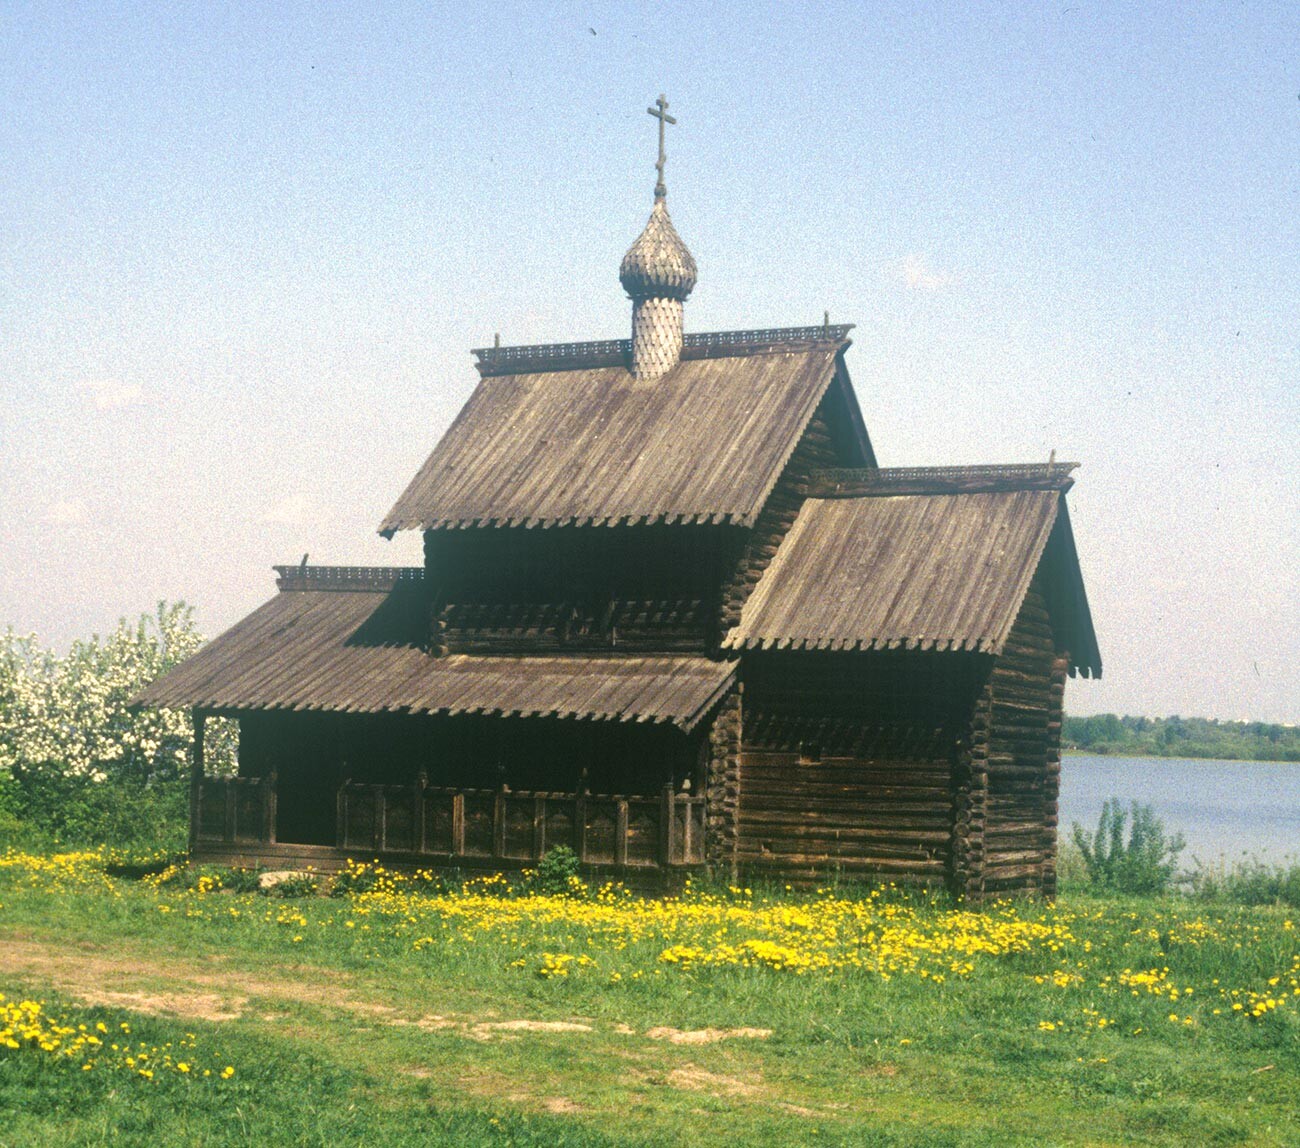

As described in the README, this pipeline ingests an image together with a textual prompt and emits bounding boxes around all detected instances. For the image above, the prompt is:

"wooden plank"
[615,800,628,868]
[189,710,206,854]
[452,793,465,856]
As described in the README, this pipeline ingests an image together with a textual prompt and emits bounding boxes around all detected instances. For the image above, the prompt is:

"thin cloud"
[44,499,87,525]
[262,494,312,526]
[80,380,145,411]
[896,254,954,291]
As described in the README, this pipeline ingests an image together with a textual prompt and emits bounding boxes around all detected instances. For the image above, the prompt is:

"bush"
[265,871,320,898]
[1071,798,1185,895]
[12,773,190,851]
[1188,857,1300,908]
[531,845,582,896]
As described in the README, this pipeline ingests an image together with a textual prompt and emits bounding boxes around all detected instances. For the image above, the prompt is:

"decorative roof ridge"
[273,564,425,592]
[808,463,1079,498]
[471,324,855,377]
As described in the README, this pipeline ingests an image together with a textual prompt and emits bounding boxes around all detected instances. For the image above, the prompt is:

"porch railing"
[337,780,706,868]
[195,774,276,845]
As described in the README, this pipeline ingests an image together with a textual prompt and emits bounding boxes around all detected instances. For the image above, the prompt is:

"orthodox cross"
[647,94,676,199]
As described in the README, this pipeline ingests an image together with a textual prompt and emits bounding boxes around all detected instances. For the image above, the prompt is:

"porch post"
[189,709,206,854]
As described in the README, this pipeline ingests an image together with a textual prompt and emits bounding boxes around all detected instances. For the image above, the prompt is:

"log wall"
[704,686,742,876]
[735,652,983,885]
[980,581,1061,896]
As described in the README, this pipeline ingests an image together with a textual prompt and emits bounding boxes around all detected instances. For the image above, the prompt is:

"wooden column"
[264,771,278,845]
[704,683,742,879]
[189,709,206,854]
[659,784,675,866]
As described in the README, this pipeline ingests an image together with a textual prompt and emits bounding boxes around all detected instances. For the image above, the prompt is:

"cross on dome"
[647,94,676,200]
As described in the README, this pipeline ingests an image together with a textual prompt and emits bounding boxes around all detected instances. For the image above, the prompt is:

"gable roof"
[379,326,868,534]
[133,567,735,732]
[722,464,1101,678]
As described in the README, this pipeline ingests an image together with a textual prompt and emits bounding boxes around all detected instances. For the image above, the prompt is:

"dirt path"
[0,933,390,1022]
[0,931,770,1046]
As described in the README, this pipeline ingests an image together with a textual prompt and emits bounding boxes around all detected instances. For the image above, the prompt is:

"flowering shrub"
[0,604,235,844]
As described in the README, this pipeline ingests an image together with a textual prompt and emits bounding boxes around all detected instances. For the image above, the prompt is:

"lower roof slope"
[723,465,1101,678]
[133,567,735,732]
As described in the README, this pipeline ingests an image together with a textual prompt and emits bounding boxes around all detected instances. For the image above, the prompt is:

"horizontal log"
[738,788,953,810]
[738,815,951,839]
[736,852,945,875]
[744,763,952,783]
[741,754,952,773]
[738,833,945,860]
[986,746,1050,767]
[984,863,1047,882]
[985,836,1047,854]
[741,793,955,814]
[740,778,953,799]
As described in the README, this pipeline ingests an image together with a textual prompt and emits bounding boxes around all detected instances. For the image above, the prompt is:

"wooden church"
[138,98,1100,899]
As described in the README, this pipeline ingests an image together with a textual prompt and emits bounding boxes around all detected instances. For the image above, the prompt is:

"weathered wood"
[189,710,206,854]
[808,463,1077,498]
[738,852,945,875]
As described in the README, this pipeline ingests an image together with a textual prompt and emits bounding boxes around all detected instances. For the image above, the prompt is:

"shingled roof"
[134,567,736,732]
[379,326,871,534]
[722,464,1101,678]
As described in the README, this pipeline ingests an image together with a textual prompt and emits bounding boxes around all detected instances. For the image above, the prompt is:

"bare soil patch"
[645,1025,773,1045]
[666,1064,762,1098]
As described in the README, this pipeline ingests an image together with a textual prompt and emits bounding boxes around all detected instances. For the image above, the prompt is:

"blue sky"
[2,2,1297,721]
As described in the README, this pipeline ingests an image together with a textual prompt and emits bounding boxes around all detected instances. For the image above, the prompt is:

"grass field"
[1,852,1297,1147]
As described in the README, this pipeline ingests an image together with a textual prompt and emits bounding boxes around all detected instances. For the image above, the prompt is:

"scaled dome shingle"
[619,198,698,301]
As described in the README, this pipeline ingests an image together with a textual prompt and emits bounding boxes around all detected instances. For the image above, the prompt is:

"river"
[1058,754,1300,865]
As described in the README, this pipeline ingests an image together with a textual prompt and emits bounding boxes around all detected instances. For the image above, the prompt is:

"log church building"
[138,97,1100,898]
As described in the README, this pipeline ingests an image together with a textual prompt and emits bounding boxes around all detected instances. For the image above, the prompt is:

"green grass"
[0,853,1297,1147]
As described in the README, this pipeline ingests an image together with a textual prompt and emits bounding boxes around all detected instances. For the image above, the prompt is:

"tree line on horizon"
[1063,713,1300,763]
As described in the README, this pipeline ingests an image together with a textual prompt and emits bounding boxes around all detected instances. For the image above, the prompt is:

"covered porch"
[133,568,736,877]
[189,766,706,876]
[181,652,729,878]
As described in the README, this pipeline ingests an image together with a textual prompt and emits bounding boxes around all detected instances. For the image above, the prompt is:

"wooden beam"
[189,709,206,855]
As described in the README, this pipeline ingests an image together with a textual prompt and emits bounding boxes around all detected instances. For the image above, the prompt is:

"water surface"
[1059,755,1300,865]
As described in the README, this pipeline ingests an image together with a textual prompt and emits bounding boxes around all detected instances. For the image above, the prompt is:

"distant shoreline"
[1062,749,1298,766]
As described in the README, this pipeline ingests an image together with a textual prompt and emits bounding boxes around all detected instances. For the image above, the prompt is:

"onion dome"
[619,198,698,301]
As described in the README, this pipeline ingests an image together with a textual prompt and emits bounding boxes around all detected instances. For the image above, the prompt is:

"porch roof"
[133,569,736,731]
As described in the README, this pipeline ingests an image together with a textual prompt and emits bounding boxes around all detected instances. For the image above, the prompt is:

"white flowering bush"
[0,603,235,845]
